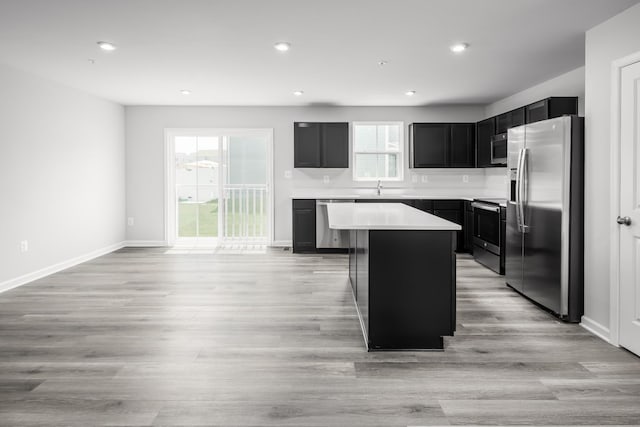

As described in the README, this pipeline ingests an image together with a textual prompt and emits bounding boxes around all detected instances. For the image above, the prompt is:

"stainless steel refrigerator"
[506,115,584,322]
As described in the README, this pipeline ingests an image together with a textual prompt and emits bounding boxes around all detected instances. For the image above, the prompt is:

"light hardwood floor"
[0,248,639,426]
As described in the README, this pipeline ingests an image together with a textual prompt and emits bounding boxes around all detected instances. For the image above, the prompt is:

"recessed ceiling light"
[180,89,191,95]
[97,41,117,51]
[405,90,416,96]
[293,90,304,96]
[274,42,291,52]
[378,60,388,66]
[450,43,469,53]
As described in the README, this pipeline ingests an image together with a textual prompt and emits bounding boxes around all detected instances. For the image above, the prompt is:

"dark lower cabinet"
[292,199,316,253]
[433,207,464,251]
[295,198,471,254]
[464,201,474,253]
[350,229,456,350]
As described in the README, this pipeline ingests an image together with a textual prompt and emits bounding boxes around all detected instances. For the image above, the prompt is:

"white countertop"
[327,202,462,231]
[292,191,475,201]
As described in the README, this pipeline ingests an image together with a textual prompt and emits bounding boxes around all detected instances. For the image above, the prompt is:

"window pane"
[377,125,400,151]
[354,125,377,151]
[175,136,197,186]
[378,153,399,178]
[355,153,378,179]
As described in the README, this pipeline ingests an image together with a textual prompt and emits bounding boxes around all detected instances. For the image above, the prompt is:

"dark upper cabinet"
[410,123,475,168]
[495,107,526,134]
[410,123,449,168]
[476,117,495,168]
[525,97,578,124]
[450,123,476,168]
[321,122,349,168]
[292,199,316,253]
[293,123,321,167]
[511,107,526,128]
[294,122,348,168]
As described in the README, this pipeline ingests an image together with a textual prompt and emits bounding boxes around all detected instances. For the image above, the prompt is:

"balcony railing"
[223,184,268,242]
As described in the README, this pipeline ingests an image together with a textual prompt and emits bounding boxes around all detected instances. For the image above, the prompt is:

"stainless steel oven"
[472,200,505,274]
[490,133,507,165]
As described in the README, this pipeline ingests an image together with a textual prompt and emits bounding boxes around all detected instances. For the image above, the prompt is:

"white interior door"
[619,60,640,356]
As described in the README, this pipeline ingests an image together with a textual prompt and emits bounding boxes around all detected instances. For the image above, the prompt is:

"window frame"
[352,121,405,182]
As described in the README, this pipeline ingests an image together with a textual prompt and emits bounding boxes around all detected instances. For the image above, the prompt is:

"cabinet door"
[476,118,495,168]
[321,122,349,168]
[412,123,449,168]
[464,208,474,253]
[495,113,510,134]
[433,208,464,251]
[450,123,475,168]
[510,107,526,128]
[412,199,434,213]
[294,122,321,167]
[292,200,316,253]
[525,99,549,124]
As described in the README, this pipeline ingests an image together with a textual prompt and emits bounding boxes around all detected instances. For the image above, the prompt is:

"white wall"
[484,67,585,118]
[124,105,488,244]
[583,3,640,337]
[0,63,126,290]
[479,66,586,199]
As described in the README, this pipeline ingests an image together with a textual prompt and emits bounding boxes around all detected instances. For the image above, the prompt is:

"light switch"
[463,175,469,183]
[284,170,292,179]
[421,175,429,183]
[323,175,330,184]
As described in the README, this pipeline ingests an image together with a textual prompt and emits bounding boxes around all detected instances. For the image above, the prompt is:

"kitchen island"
[327,202,461,350]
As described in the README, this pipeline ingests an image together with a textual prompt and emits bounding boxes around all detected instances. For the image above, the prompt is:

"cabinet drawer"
[433,200,462,210]
[293,199,315,209]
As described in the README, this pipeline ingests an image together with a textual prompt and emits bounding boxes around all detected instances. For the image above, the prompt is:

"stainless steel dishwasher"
[316,199,355,249]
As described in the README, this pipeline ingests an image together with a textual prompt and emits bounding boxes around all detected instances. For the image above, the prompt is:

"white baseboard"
[270,240,292,248]
[124,240,168,247]
[0,241,126,294]
[581,316,612,344]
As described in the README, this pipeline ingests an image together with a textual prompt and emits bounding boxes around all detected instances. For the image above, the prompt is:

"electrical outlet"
[20,240,28,253]
[463,175,469,183]
[127,217,135,226]
[411,175,418,183]
[421,175,429,183]
[323,175,330,184]
[284,170,292,179]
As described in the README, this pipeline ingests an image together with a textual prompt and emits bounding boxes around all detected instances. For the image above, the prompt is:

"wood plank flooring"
[0,248,639,426]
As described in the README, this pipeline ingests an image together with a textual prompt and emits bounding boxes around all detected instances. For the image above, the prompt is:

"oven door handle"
[471,202,500,213]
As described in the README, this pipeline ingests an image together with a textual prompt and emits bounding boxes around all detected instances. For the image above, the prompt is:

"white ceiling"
[0,0,637,106]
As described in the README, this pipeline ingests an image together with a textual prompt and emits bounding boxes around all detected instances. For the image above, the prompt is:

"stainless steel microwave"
[490,133,507,165]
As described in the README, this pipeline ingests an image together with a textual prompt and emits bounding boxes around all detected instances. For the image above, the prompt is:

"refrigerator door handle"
[515,148,524,231]
[520,148,529,233]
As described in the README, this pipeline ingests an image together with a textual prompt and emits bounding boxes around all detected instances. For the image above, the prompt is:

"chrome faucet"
[376,180,383,196]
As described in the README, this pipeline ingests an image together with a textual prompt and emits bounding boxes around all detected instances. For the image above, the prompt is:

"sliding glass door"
[171,130,270,245]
